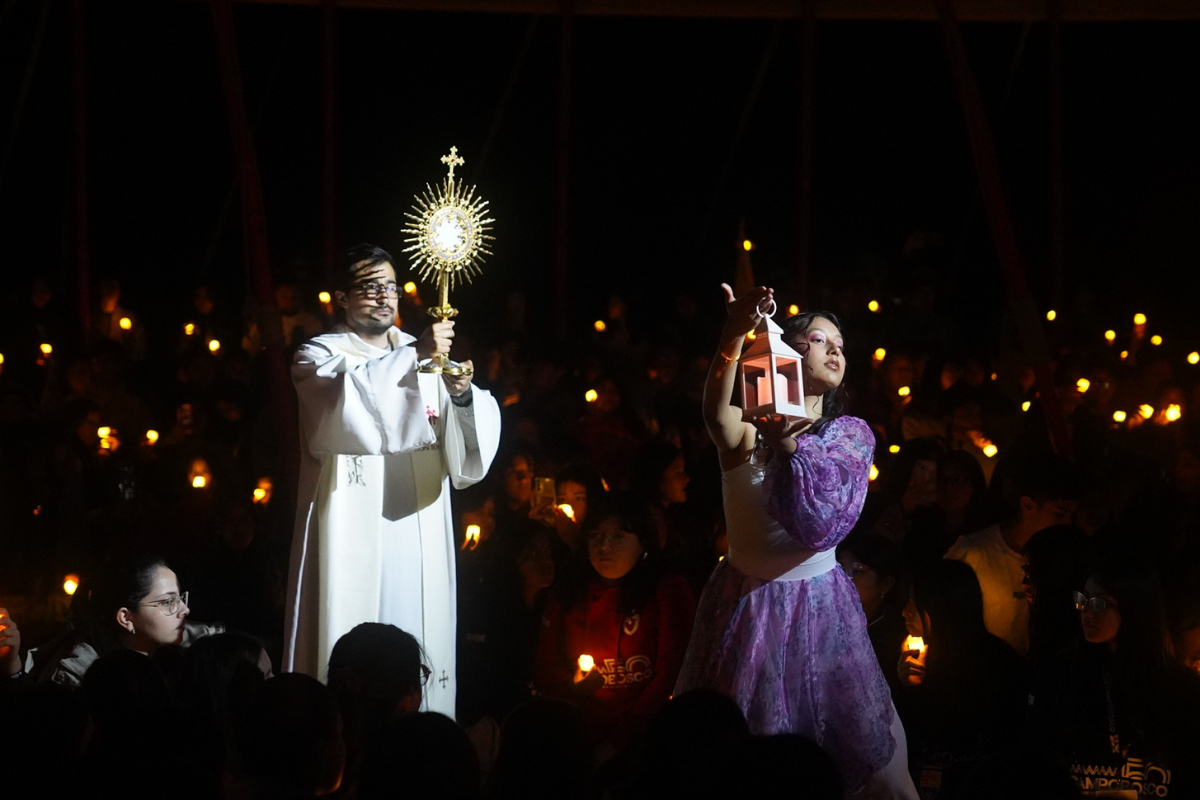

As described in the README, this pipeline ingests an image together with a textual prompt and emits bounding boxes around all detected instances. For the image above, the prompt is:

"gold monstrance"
[402,146,494,376]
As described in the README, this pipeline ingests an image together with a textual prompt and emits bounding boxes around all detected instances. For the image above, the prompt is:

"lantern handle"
[756,298,777,320]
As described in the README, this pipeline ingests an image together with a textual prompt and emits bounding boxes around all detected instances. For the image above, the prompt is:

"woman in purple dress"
[675,284,917,799]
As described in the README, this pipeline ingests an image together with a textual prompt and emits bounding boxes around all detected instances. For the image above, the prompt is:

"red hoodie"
[535,572,696,751]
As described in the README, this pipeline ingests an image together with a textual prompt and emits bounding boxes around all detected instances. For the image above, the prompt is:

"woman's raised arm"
[702,284,771,460]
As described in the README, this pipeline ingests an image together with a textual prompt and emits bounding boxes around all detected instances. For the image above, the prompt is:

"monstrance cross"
[438,670,450,688]
[440,146,464,179]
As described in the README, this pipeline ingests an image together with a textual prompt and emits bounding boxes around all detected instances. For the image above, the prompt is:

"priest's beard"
[353,309,395,338]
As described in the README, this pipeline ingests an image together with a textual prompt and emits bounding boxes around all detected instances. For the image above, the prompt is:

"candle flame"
[1113,410,1127,423]
[787,304,799,317]
[1105,330,1116,343]
[1151,335,1163,346]
[1139,404,1154,419]
[742,239,753,251]
[63,575,80,596]
[1134,313,1147,326]
[1076,378,1090,393]
[982,442,998,458]
[404,281,418,295]
[874,347,887,361]
[463,524,481,550]
[119,317,132,330]
[184,322,195,336]
[594,320,607,333]
[1166,404,1182,422]
[1022,401,1031,412]
[558,504,576,522]
[318,291,332,304]
[208,339,221,353]
[897,386,911,397]
[1046,310,1056,321]
[888,444,900,454]
[1190,352,1200,365]
[39,343,52,355]
[1120,350,1129,360]
[868,300,880,313]
[869,464,879,481]
[145,429,159,444]
[192,476,207,489]
[578,654,595,673]
[585,389,598,403]
[253,477,273,505]
[97,426,111,438]
[904,635,927,653]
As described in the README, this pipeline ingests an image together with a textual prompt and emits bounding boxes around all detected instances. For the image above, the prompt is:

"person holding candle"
[534,492,695,760]
[675,284,917,798]
[894,559,1027,795]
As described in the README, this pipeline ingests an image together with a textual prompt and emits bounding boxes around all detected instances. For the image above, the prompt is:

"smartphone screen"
[532,477,556,510]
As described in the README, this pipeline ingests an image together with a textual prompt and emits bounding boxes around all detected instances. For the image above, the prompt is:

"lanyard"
[1103,672,1123,756]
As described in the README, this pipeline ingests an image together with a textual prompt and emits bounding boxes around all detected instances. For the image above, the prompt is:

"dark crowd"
[3,255,1200,800]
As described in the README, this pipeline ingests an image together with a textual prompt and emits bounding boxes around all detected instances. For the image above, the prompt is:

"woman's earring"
[129,626,136,635]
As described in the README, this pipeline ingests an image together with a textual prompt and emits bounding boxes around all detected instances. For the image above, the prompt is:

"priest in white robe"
[283,244,500,717]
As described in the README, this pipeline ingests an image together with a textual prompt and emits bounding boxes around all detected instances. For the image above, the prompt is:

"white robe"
[283,323,500,716]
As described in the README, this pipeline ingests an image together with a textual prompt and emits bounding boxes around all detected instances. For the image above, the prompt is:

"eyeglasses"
[1073,590,1118,615]
[843,561,875,579]
[352,283,399,299]
[138,591,189,616]
[419,664,431,686]
[587,529,633,546]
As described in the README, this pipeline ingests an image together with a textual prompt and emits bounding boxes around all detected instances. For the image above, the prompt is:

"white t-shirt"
[945,525,1028,654]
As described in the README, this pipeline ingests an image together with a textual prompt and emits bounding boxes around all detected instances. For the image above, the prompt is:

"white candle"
[775,374,790,406]
[757,376,773,406]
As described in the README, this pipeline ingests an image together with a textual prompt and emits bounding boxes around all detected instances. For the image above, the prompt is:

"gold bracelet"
[717,351,738,365]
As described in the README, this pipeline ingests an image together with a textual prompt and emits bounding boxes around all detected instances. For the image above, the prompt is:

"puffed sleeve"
[763,416,875,551]
[292,337,437,457]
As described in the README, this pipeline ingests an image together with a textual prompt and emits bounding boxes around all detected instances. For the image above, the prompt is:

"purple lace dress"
[675,416,896,792]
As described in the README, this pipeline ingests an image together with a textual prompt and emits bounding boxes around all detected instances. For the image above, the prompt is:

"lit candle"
[1112,410,1127,423]
[119,317,132,330]
[318,291,332,304]
[585,389,598,403]
[904,635,927,658]
[63,575,80,596]
[463,524,481,550]
[145,430,159,445]
[578,654,594,673]
[594,320,607,333]
[1076,378,1090,393]
[208,339,221,353]
[558,504,576,522]
[868,300,880,313]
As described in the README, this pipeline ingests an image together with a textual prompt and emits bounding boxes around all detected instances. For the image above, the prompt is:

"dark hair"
[79,554,171,656]
[237,674,344,796]
[1024,525,1093,666]
[485,698,591,800]
[630,441,683,505]
[562,492,663,619]
[837,533,902,586]
[911,559,991,680]
[175,631,269,724]
[327,622,425,699]
[1003,452,1083,518]
[780,309,848,429]
[338,243,393,290]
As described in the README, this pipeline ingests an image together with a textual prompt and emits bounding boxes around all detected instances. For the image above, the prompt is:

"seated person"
[894,560,1028,797]
[534,493,695,759]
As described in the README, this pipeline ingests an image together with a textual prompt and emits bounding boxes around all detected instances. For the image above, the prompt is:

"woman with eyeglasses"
[1028,554,1200,796]
[27,553,218,688]
[534,493,695,762]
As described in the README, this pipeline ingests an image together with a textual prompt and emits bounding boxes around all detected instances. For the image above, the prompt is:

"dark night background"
[1,2,1199,355]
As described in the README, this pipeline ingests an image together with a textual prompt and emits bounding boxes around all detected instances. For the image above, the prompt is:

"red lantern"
[739,313,807,421]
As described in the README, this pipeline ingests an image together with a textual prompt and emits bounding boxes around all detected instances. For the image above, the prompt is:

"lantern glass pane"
[742,356,772,408]
[776,358,801,405]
